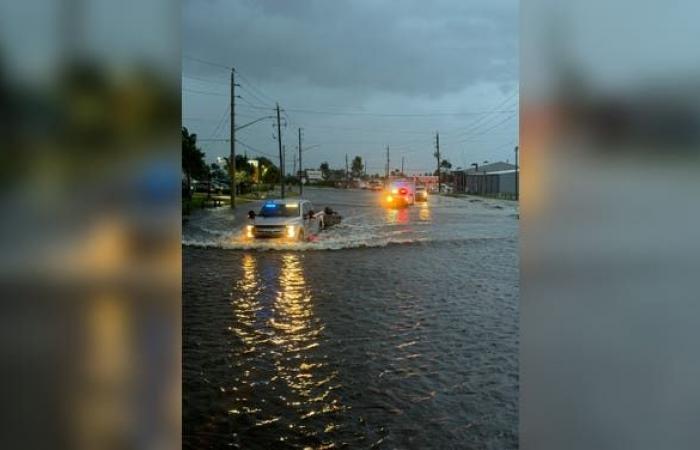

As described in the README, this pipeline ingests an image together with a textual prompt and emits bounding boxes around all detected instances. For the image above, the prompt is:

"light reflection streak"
[227,253,264,425]
[385,206,411,226]
[227,253,342,445]
[419,202,431,221]
[271,254,342,438]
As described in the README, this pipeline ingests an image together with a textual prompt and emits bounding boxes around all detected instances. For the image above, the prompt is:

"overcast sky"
[183,0,519,175]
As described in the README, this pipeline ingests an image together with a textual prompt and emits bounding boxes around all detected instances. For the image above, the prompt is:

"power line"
[234,139,278,159]
[182,74,228,86]
[183,55,231,70]
[277,107,516,117]
[237,84,274,108]
[198,99,516,118]
[183,112,259,122]
[183,87,228,96]
[238,95,266,109]
[453,91,518,136]
[447,112,518,146]
[298,124,435,135]
[210,105,231,139]
[234,69,278,105]
[468,112,518,136]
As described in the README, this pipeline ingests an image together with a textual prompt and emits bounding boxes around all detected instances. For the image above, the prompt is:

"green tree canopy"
[351,156,363,177]
[182,127,207,194]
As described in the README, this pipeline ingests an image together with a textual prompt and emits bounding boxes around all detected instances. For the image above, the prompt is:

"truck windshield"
[259,203,300,217]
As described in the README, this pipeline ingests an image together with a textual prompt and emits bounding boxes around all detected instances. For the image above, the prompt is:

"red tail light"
[399,188,407,195]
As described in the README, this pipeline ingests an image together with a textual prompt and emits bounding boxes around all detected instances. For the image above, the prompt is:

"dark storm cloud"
[183,0,518,173]
[184,0,517,97]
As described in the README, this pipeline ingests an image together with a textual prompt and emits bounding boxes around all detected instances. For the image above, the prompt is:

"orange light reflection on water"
[271,254,342,433]
[228,253,342,442]
[419,202,431,221]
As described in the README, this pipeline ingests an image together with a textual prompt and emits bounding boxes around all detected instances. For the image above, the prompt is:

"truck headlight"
[286,225,296,238]
[386,195,393,202]
[246,225,254,238]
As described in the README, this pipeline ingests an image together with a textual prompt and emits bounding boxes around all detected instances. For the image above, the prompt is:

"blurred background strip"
[0,1,180,449]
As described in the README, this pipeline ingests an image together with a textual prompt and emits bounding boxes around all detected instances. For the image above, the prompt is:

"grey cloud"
[183,0,518,172]
[184,0,517,97]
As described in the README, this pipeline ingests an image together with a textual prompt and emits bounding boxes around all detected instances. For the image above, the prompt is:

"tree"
[319,162,330,178]
[351,156,363,177]
[182,127,207,198]
[235,154,255,175]
[440,159,452,170]
[262,164,280,184]
[210,163,227,182]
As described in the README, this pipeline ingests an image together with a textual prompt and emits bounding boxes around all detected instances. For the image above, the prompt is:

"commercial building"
[453,162,519,199]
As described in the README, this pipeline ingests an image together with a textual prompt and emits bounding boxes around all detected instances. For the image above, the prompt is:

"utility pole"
[345,153,349,188]
[276,103,284,198]
[298,128,303,196]
[385,145,390,186]
[435,131,441,194]
[514,145,519,201]
[292,154,297,193]
[401,156,405,176]
[230,68,236,208]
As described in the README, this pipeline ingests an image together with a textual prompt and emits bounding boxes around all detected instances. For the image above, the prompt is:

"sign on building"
[305,170,323,181]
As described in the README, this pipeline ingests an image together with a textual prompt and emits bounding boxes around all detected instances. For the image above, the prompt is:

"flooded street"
[183,188,519,449]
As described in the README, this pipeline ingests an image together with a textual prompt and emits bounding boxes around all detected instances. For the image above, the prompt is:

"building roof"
[463,161,516,174]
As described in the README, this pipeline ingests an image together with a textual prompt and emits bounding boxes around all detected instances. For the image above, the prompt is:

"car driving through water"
[245,199,341,242]
[246,199,320,241]
[382,179,416,208]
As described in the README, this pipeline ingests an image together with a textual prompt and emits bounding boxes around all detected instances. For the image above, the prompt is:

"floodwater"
[183,188,519,449]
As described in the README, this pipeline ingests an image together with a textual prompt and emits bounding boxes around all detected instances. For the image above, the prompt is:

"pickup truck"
[246,199,341,241]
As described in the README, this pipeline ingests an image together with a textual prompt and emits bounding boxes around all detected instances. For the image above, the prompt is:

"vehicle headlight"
[246,225,254,238]
[386,195,393,202]
[286,225,296,238]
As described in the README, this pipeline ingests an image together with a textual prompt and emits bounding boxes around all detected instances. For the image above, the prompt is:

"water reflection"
[385,207,410,224]
[419,202,431,221]
[228,254,266,423]
[227,253,343,447]
[232,254,262,351]
[271,254,342,444]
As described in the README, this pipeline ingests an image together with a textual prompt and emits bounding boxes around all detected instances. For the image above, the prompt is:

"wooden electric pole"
[345,153,349,188]
[230,68,236,208]
[298,128,303,196]
[435,131,441,194]
[385,145,390,185]
[276,103,284,198]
